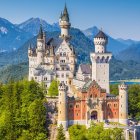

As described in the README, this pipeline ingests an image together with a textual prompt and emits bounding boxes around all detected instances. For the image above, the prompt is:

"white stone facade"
[28,6,76,89]
[90,32,112,93]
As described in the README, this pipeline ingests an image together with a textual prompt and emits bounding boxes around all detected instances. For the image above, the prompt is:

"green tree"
[28,99,47,138]
[56,124,66,140]
[0,80,48,140]
[69,124,87,140]
[48,79,59,97]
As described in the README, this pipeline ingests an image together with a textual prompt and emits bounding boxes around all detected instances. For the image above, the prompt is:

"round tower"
[119,82,128,125]
[37,25,45,64]
[58,82,68,130]
[94,30,108,53]
[59,4,71,39]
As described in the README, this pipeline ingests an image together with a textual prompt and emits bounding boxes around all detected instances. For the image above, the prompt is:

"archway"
[91,111,98,120]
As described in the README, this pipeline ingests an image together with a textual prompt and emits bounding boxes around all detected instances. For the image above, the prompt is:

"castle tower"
[37,25,45,65]
[58,82,68,130]
[59,4,71,39]
[119,82,128,125]
[90,30,112,93]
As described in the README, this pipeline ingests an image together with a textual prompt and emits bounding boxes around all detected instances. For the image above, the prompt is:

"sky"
[0,0,140,40]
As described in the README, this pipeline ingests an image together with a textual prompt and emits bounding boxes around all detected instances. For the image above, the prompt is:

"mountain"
[117,38,140,46]
[17,18,60,36]
[0,28,94,67]
[83,26,130,54]
[116,43,140,62]
[0,62,28,83]
[0,17,32,52]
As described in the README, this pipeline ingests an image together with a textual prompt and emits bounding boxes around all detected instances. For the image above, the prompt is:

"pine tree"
[56,124,65,140]
[48,79,59,97]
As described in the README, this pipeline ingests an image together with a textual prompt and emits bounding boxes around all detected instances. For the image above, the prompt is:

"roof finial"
[100,27,103,31]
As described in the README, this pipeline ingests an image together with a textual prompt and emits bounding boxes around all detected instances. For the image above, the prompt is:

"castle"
[28,5,128,130]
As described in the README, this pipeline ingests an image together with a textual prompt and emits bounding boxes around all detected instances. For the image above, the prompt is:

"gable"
[55,40,72,55]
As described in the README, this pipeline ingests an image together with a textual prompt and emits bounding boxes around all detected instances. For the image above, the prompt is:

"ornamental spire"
[38,24,43,39]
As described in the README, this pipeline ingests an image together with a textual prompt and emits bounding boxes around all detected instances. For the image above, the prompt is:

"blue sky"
[0,0,140,40]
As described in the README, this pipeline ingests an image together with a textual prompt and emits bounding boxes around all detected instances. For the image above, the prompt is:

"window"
[76,104,79,108]
[44,77,47,81]
[62,74,64,78]
[60,111,61,114]
[77,113,78,116]
[69,104,73,108]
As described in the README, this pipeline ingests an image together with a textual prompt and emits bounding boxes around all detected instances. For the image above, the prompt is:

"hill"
[0,17,32,52]
[116,43,140,62]
[17,18,60,36]
[0,28,94,67]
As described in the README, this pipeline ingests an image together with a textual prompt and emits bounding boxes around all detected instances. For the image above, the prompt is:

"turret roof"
[61,4,69,22]
[95,30,107,39]
[38,24,43,39]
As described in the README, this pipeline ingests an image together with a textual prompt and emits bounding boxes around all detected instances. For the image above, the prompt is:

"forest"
[0,80,140,140]
[0,80,47,140]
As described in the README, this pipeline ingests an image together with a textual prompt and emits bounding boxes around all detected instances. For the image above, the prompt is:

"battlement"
[94,37,107,46]
[119,83,128,90]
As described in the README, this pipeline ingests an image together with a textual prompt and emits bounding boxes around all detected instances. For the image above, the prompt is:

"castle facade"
[28,5,128,130]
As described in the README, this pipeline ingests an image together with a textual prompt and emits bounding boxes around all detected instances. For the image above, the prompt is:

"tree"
[56,124,65,140]
[48,79,59,97]
[28,99,47,137]
[69,124,87,140]
[0,80,48,140]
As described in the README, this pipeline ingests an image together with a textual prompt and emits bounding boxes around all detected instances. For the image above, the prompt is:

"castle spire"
[38,24,43,39]
[59,4,71,39]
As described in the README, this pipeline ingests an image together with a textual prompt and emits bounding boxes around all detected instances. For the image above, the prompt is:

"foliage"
[110,84,119,95]
[48,79,59,97]
[56,124,66,140]
[0,80,47,140]
[128,85,140,119]
[69,124,87,140]
[69,123,124,140]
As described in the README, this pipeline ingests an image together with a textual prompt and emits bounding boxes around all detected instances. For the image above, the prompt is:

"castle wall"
[106,98,119,121]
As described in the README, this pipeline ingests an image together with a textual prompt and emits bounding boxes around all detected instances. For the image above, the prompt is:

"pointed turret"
[61,4,69,22]
[59,4,71,39]
[38,24,43,39]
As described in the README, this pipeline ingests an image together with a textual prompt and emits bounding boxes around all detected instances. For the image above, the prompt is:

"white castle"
[28,5,128,129]
[28,5,111,93]
[28,5,76,89]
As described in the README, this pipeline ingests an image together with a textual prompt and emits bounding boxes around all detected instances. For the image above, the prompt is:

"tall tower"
[119,82,128,125]
[58,82,68,130]
[37,25,45,65]
[59,4,71,39]
[90,30,112,93]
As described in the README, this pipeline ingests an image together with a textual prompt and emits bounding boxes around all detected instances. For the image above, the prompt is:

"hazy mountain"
[0,17,32,52]
[0,28,94,67]
[83,26,130,54]
[17,18,60,36]
[116,43,140,62]
[117,38,140,46]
